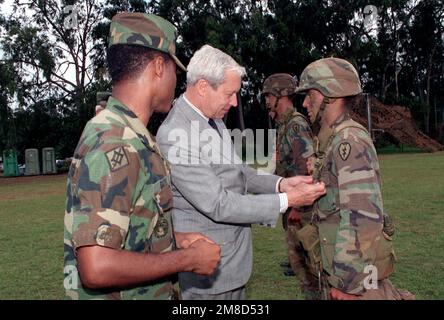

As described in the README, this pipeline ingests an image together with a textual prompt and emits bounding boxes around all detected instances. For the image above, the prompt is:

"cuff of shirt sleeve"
[72,225,125,253]
[279,192,288,213]
[70,208,129,253]
[276,177,284,193]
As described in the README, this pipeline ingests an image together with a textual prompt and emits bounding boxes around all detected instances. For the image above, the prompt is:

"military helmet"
[96,91,111,105]
[295,58,362,98]
[262,73,298,98]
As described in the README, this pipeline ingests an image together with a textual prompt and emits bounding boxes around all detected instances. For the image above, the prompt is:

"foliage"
[0,0,443,158]
[0,0,108,156]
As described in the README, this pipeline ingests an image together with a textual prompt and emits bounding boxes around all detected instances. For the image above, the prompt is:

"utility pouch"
[374,233,396,280]
[317,221,338,277]
[371,213,396,280]
[296,223,321,276]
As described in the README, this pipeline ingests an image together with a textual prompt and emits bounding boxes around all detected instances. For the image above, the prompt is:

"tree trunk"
[381,72,386,100]
[425,46,436,135]
[425,109,430,134]
[395,68,400,100]
[434,96,438,138]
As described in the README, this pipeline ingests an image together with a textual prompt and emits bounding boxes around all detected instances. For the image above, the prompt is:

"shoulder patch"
[105,146,129,171]
[291,123,300,134]
[154,216,169,238]
[338,142,351,161]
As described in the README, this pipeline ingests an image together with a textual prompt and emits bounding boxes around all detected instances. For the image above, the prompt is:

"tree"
[0,61,18,153]
[1,0,443,156]
[403,0,444,134]
[1,0,104,131]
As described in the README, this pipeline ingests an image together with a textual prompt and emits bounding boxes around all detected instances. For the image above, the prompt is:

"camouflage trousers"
[355,279,416,300]
[286,224,309,278]
[320,277,415,300]
[284,213,318,296]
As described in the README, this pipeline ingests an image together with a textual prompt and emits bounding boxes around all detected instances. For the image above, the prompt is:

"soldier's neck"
[324,102,347,128]
[112,84,154,126]
[276,103,294,122]
[317,105,348,151]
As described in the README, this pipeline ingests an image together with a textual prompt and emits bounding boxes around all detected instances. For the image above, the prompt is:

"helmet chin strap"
[311,97,335,135]
[268,96,281,119]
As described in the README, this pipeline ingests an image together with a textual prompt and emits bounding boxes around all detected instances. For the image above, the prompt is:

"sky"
[0,0,13,15]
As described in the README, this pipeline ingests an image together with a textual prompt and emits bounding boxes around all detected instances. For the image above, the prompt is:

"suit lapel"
[176,96,243,165]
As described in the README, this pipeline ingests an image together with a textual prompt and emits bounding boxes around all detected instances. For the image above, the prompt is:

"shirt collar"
[183,93,209,121]
[106,96,158,151]
[276,107,295,126]
[330,111,350,130]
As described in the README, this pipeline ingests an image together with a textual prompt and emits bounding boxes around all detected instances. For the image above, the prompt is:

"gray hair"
[186,44,246,87]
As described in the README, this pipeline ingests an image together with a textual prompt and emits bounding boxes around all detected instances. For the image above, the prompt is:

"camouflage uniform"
[97,91,111,107]
[263,74,315,290]
[312,112,393,295]
[275,108,315,282]
[64,12,187,300]
[64,97,177,299]
[275,108,313,179]
[95,92,111,115]
[295,58,414,299]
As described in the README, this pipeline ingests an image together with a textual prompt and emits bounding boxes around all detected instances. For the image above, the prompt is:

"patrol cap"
[262,73,298,98]
[109,12,186,72]
[295,57,362,98]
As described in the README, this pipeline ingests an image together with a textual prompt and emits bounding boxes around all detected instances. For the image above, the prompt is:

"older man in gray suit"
[157,45,326,300]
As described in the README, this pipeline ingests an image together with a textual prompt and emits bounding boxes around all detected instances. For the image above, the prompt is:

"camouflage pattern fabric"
[275,107,316,293]
[295,58,362,98]
[262,73,298,98]
[109,12,186,72]
[312,112,392,294]
[64,96,176,300]
[356,279,415,300]
[96,91,111,104]
[275,108,314,177]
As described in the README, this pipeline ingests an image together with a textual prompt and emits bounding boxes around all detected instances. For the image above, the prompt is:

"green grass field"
[1,152,443,299]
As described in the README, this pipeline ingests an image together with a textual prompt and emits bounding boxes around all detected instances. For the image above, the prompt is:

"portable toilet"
[42,147,57,174]
[25,148,40,175]
[2,149,19,177]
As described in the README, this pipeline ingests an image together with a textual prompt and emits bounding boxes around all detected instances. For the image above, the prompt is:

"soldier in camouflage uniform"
[262,74,317,292]
[64,12,221,300]
[95,91,111,115]
[295,57,415,300]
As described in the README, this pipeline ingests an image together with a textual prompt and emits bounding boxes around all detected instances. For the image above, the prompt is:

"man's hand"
[175,232,215,249]
[330,287,358,300]
[279,175,314,192]
[187,239,221,275]
[286,181,326,207]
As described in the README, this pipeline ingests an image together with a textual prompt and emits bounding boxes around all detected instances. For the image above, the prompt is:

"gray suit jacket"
[157,95,280,294]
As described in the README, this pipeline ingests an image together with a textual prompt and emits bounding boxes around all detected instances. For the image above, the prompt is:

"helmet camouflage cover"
[295,57,362,98]
[96,91,111,105]
[262,73,298,98]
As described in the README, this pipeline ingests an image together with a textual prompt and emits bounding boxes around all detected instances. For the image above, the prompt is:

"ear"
[153,55,166,79]
[196,79,208,97]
